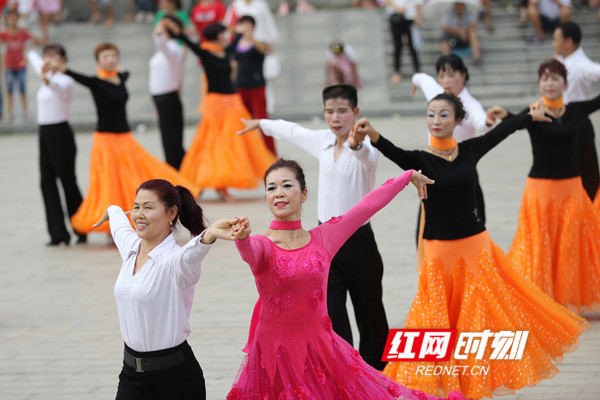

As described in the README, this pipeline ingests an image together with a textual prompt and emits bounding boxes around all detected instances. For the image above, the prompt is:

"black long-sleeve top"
[66,69,130,133]
[373,113,534,241]
[233,42,265,89]
[176,33,241,94]
[508,93,600,179]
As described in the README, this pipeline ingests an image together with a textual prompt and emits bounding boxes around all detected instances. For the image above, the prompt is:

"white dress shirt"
[412,72,492,143]
[260,119,379,224]
[557,47,600,103]
[109,206,213,352]
[149,33,185,96]
[27,51,73,125]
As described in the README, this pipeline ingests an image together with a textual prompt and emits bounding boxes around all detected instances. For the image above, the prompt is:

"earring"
[170,220,173,226]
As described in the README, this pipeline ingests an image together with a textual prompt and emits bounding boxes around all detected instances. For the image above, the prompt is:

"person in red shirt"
[0,9,41,121]
[190,0,226,42]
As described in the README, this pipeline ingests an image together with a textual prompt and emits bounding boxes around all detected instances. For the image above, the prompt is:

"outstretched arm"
[470,104,551,161]
[316,170,434,256]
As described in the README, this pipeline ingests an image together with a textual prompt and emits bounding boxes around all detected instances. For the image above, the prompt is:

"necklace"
[427,145,457,161]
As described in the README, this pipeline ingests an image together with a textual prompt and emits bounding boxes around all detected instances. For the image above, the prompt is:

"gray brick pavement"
[1,114,599,399]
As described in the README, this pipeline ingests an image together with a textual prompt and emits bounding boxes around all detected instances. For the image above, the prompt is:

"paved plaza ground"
[1,113,599,399]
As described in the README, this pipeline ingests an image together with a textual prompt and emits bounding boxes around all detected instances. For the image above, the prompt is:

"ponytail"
[175,186,206,236]
[136,179,206,237]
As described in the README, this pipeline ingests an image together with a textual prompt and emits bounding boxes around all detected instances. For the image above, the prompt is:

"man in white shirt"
[553,21,600,200]
[238,85,389,370]
[28,44,85,246]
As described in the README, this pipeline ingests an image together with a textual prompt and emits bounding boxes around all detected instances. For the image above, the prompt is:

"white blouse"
[109,206,213,352]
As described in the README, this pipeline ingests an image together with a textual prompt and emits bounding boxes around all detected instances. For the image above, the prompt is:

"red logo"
[382,329,457,362]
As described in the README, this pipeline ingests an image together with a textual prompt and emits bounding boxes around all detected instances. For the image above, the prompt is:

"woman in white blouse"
[94,179,240,400]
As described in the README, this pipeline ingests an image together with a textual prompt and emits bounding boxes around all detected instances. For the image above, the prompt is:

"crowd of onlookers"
[0,0,598,122]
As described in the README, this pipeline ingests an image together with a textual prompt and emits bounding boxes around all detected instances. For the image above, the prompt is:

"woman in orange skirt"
[44,43,199,235]
[165,20,276,201]
[489,59,600,313]
[353,93,589,399]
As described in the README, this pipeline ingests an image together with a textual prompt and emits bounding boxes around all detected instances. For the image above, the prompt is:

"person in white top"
[526,0,571,43]
[237,85,390,370]
[150,15,186,169]
[412,54,493,224]
[27,44,85,246]
[93,178,242,400]
[385,0,422,83]
[552,21,600,201]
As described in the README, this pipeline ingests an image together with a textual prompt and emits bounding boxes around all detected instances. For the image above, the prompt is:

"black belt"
[123,344,186,373]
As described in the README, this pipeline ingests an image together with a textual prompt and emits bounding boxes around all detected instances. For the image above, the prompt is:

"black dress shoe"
[46,235,70,246]
[76,233,88,244]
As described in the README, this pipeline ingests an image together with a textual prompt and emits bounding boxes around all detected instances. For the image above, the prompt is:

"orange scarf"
[542,96,564,109]
[200,42,224,52]
[97,67,118,79]
[531,96,564,110]
[430,135,457,150]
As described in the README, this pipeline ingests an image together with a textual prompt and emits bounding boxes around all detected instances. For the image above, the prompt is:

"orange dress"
[509,177,600,312]
[177,35,276,190]
[71,132,200,233]
[65,70,199,234]
[371,122,589,399]
[507,98,600,312]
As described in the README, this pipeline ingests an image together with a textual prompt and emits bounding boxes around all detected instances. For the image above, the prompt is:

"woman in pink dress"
[212,158,464,400]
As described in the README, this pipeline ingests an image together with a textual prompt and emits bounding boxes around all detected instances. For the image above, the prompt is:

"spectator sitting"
[440,1,481,64]
[325,41,361,88]
[526,0,571,43]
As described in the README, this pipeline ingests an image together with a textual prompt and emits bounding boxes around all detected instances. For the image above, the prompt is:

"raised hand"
[237,118,261,135]
[92,208,130,228]
[347,126,362,149]
[410,170,435,200]
[528,102,552,123]
[202,217,252,243]
[485,105,508,124]
[162,17,182,36]
[354,117,380,144]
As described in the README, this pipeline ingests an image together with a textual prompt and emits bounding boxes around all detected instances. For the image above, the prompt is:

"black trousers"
[578,117,599,200]
[115,341,206,400]
[152,91,185,169]
[326,222,388,370]
[389,14,420,74]
[39,122,83,240]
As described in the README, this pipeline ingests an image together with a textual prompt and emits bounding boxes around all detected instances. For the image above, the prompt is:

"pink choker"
[269,220,302,230]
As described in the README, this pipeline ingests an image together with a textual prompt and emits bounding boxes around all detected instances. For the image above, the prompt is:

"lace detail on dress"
[273,255,296,285]
[304,250,325,274]
[269,293,296,315]
[310,288,324,311]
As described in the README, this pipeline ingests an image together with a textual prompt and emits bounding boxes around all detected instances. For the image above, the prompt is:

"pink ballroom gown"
[227,170,464,400]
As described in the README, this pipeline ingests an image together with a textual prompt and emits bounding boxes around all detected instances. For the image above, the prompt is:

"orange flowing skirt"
[508,177,600,312]
[383,231,588,399]
[180,93,276,189]
[71,132,200,233]
[595,185,600,209]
